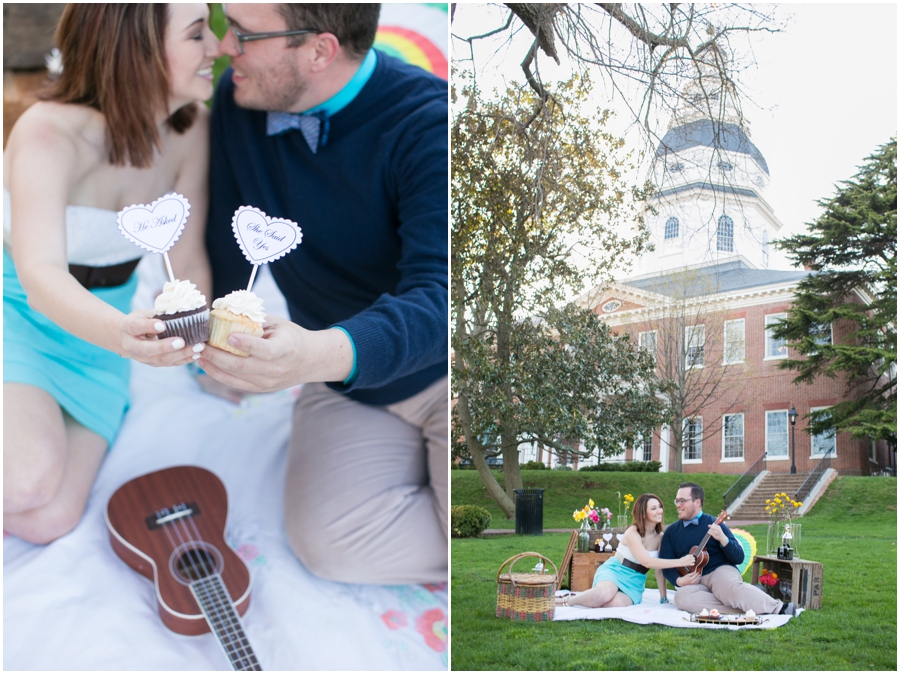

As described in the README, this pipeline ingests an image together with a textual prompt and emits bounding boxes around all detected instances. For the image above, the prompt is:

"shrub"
[451,505,492,538]
[579,461,662,472]
[553,464,573,471]
[521,460,547,470]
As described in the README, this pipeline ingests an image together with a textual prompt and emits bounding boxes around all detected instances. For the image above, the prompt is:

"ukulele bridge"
[146,502,201,530]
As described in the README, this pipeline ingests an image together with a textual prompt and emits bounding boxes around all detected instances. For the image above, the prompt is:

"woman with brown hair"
[3,4,219,544]
[557,493,696,608]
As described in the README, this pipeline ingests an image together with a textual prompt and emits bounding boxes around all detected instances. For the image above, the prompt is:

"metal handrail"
[795,447,835,503]
[722,452,767,511]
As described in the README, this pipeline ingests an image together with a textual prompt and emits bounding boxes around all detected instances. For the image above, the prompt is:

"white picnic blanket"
[3,259,447,671]
[554,589,797,630]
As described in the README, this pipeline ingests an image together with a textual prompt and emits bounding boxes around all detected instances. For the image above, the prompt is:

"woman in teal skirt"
[557,493,696,608]
[3,4,219,544]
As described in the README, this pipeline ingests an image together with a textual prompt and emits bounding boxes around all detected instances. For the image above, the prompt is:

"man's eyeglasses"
[224,13,322,55]
[674,498,697,506]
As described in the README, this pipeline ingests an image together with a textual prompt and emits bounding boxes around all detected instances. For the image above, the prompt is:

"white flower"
[45,48,63,77]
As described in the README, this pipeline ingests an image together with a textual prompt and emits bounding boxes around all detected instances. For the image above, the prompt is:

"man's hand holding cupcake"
[199,314,354,394]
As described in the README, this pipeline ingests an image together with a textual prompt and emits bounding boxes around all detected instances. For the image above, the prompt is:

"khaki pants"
[673,565,783,614]
[283,378,448,584]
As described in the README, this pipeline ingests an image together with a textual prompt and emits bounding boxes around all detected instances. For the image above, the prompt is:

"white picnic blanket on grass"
[3,259,448,671]
[554,589,798,630]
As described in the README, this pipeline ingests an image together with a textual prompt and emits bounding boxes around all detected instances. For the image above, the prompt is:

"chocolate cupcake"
[154,280,209,345]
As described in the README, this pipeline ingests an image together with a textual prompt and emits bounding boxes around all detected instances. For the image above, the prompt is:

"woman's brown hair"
[40,4,197,168]
[632,493,664,537]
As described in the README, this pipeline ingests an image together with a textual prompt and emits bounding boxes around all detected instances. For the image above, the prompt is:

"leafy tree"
[452,74,667,518]
[773,138,897,445]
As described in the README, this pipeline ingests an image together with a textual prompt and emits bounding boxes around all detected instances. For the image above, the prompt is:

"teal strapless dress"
[3,190,145,446]
[3,249,138,446]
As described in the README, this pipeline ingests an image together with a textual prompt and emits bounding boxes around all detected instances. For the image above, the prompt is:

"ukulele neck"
[190,574,262,671]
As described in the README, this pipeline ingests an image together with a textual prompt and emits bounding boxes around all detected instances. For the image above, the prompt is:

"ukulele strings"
[157,504,259,670]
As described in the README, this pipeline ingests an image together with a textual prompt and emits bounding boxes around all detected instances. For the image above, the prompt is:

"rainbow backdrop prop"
[729,528,758,577]
[374,25,447,80]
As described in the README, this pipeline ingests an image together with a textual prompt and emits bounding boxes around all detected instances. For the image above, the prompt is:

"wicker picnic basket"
[496,552,558,622]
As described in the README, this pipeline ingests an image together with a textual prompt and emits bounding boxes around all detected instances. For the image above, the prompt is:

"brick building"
[523,85,894,477]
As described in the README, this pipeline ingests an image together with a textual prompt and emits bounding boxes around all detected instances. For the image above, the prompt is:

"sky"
[451,3,898,273]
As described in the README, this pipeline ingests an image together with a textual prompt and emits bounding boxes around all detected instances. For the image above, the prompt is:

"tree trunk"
[456,389,515,519]
[672,411,684,472]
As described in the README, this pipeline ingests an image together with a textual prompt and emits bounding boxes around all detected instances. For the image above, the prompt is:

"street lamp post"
[789,406,797,474]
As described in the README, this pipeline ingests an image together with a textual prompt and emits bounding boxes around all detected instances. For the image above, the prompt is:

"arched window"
[664,217,679,240]
[717,215,734,252]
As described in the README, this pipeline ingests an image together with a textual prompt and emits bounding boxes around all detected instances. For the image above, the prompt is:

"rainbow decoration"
[729,528,758,577]
[375,25,447,80]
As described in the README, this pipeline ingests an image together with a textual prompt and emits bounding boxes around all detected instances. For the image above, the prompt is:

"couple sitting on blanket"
[557,482,798,616]
[3,3,447,588]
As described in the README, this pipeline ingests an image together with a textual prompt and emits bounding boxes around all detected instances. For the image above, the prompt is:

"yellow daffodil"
[589,499,595,508]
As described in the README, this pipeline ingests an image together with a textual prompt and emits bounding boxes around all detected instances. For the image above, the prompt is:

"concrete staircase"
[728,472,811,520]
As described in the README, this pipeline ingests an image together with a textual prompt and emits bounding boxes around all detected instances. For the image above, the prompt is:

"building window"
[664,217,680,240]
[766,410,789,458]
[683,418,703,462]
[810,407,836,458]
[601,299,622,313]
[668,162,684,173]
[811,322,833,347]
[722,414,744,460]
[686,324,705,367]
[724,319,745,364]
[765,313,788,359]
[639,331,657,363]
[869,438,877,463]
[717,215,734,252]
[634,431,653,462]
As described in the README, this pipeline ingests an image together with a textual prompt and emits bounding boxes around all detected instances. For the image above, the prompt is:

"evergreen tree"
[773,138,897,446]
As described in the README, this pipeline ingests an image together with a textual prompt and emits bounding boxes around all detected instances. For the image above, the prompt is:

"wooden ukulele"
[105,465,262,671]
[676,509,729,577]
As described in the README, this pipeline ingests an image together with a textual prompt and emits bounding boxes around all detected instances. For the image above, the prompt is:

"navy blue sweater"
[206,54,448,405]
[658,512,744,588]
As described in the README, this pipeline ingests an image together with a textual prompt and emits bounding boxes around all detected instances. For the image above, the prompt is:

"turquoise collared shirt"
[308,49,376,386]
[683,510,704,527]
[304,48,377,117]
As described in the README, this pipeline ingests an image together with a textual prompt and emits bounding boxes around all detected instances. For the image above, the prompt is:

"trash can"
[514,488,545,535]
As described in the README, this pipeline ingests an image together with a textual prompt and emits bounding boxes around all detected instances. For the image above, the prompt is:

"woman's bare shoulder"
[7,102,102,163]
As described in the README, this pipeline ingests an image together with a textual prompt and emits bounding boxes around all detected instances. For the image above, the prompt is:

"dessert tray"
[687,613,765,626]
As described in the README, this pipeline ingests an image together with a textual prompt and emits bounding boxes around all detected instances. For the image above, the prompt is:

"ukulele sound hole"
[170,542,223,584]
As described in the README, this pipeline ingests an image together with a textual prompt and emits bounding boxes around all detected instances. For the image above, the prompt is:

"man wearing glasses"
[658,482,798,616]
[199,4,448,586]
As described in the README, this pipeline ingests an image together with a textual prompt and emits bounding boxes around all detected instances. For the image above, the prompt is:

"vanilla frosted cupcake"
[208,290,265,357]
[154,280,209,345]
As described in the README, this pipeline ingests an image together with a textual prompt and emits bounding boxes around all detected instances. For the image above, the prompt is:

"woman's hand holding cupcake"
[113,310,202,367]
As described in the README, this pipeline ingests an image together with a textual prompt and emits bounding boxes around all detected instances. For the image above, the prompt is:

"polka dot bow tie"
[266,110,330,153]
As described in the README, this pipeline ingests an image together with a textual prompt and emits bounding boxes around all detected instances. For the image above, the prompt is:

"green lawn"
[450,474,897,671]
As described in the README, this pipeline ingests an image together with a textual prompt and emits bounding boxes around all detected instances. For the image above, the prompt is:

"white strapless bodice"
[4,188,147,266]
[618,542,659,565]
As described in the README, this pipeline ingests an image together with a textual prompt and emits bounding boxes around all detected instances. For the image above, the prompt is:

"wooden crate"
[750,555,823,610]
[569,551,613,592]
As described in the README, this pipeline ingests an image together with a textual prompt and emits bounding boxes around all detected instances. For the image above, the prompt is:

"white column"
[660,426,670,473]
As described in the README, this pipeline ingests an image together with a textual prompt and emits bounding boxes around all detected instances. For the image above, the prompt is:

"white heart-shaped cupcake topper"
[232,206,302,265]
[117,193,190,255]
